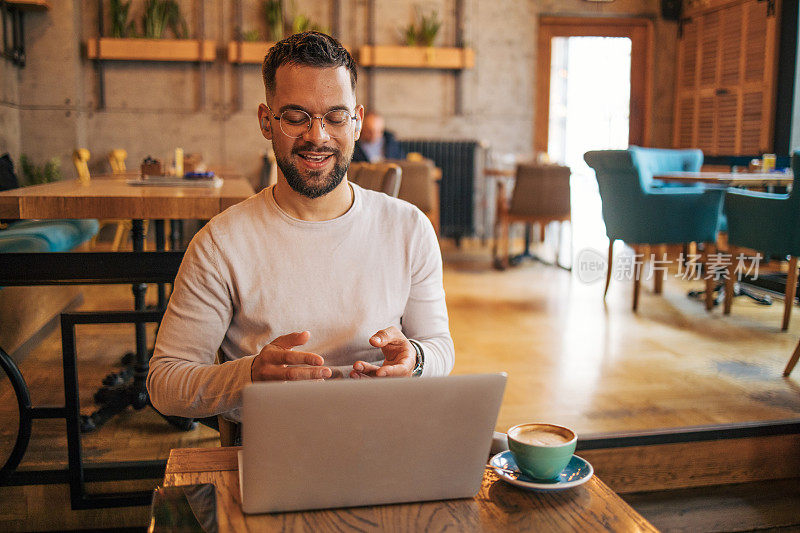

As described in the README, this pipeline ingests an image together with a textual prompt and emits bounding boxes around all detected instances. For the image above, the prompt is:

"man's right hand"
[251,331,332,381]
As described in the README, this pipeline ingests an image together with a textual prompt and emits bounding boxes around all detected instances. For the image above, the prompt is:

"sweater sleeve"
[146,228,254,419]
[401,212,455,377]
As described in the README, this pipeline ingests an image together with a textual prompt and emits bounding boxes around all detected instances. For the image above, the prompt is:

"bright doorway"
[548,36,633,253]
[536,17,653,258]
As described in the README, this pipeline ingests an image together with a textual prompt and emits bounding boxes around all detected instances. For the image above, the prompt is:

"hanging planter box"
[86,38,216,62]
[4,0,49,10]
[358,45,474,69]
[227,41,275,64]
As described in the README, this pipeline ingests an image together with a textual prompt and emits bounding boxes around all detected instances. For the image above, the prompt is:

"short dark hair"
[262,31,357,97]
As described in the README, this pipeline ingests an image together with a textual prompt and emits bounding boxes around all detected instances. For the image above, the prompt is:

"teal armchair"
[584,149,724,311]
[723,151,800,352]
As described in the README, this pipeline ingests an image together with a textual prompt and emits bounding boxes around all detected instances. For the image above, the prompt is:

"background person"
[352,111,405,162]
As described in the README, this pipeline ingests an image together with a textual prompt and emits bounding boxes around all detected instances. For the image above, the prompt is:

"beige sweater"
[147,183,454,420]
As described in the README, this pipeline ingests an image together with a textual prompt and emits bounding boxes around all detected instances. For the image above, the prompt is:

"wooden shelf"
[227,41,275,64]
[4,0,49,10]
[226,41,354,64]
[358,45,474,70]
[86,38,216,62]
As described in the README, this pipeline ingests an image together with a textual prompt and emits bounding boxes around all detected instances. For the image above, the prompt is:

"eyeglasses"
[265,103,358,139]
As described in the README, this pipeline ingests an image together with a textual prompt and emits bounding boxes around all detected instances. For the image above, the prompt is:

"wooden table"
[0,175,255,220]
[0,175,256,432]
[162,447,657,532]
[655,171,793,188]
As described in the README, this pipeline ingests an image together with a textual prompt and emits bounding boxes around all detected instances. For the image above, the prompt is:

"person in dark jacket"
[352,112,404,162]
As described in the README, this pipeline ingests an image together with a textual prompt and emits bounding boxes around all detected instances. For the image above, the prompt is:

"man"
[147,32,454,422]
[352,111,405,162]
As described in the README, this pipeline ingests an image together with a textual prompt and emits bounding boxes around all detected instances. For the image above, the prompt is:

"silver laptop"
[239,373,507,514]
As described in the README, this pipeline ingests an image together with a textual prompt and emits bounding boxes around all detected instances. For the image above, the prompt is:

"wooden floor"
[445,239,800,435]
[1,235,800,530]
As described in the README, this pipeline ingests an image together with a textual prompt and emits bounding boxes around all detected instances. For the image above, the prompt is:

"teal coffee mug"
[507,423,577,480]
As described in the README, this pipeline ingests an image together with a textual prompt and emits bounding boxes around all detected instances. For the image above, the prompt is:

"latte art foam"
[511,426,572,446]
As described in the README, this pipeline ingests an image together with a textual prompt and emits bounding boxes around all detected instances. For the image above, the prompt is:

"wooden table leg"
[604,240,614,298]
[724,245,736,315]
[782,256,798,331]
[653,244,665,295]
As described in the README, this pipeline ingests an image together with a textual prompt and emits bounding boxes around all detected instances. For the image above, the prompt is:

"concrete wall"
[0,36,21,161]
[9,0,676,184]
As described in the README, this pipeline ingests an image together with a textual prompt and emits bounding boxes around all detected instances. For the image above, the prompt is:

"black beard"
[277,144,351,199]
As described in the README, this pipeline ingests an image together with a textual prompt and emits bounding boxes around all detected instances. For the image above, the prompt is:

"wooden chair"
[75,148,143,251]
[785,339,800,377]
[349,162,402,197]
[389,158,440,233]
[108,149,128,174]
[105,149,138,250]
[722,150,800,332]
[493,162,571,269]
[72,149,91,184]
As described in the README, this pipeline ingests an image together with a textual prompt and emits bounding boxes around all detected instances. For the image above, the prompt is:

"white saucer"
[489,450,593,491]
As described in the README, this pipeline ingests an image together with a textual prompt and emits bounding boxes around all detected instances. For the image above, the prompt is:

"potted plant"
[402,7,441,47]
[360,6,472,69]
[417,9,441,47]
[19,155,61,186]
[264,0,283,41]
[109,0,135,38]
[88,0,216,62]
[141,0,187,40]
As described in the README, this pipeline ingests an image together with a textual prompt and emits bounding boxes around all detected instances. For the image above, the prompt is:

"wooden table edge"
[164,446,658,532]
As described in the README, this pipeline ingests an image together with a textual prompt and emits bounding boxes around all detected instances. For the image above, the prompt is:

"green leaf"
[19,155,60,186]
[110,0,134,38]
[417,8,441,47]
[403,23,417,46]
[263,0,284,41]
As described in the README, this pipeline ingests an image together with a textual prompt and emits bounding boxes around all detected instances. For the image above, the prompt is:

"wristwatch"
[409,339,424,377]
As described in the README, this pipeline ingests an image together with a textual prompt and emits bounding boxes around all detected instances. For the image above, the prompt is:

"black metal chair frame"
[0,251,183,509]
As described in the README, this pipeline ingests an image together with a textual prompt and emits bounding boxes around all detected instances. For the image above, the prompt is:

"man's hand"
[251,331,332,381]
[350,326,415,379]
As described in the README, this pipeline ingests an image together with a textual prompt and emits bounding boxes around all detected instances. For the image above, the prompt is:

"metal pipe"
[235,0,243,112]
[366,0,375,108]
[454,0,466,115]
[331,0,341,39]
[198,0,207,111]
[95,0,105,109]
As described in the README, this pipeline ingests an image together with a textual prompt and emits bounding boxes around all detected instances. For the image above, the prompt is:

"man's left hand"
[350,326,415,378]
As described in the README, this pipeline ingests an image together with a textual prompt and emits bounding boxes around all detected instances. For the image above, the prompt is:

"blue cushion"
[629,146,704,190]
[0,234,51,253]
[2,219,99,252]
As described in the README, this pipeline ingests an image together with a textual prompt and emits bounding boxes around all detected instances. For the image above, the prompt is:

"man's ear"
[258,103,273,141]
[354,105,364,141]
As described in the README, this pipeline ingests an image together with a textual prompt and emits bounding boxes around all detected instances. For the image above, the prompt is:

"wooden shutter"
[675,19,698,149]
[697,96,716,152]
[672,0,777,156]
[699,11,720,87]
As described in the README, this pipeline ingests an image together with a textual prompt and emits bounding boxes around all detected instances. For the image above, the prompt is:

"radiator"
[398,139,480,243]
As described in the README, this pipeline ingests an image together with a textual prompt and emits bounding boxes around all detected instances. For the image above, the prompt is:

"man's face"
[360,114,384,144]
[259,65,363,199]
